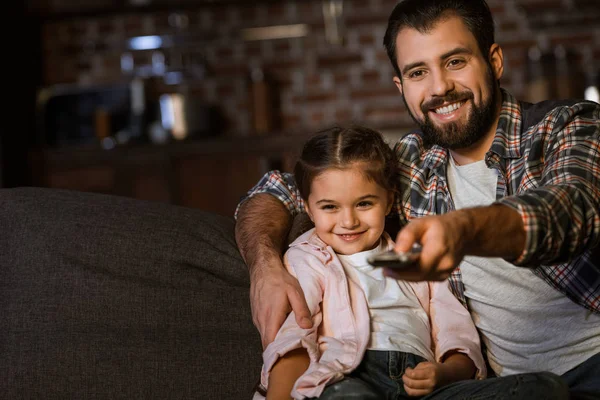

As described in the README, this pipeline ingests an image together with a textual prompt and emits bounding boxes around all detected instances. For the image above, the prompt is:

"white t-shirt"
[338,242,434,361]
[446,156,600,376]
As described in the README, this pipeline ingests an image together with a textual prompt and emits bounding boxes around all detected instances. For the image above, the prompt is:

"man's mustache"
[421,91,474,113]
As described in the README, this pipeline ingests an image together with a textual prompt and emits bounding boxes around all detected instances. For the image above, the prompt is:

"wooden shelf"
[29,134,307,216]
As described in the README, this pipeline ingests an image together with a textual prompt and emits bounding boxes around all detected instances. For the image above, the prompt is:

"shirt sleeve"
[234,170,305,219]
[427,280,487,380]
[497,101,600,266]
[260,249,325,393]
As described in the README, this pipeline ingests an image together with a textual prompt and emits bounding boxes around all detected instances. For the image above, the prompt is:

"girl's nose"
[339,208,359,229]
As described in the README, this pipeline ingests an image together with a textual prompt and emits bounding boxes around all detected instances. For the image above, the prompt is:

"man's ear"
[488,43,504,81]
[393,76,403,96]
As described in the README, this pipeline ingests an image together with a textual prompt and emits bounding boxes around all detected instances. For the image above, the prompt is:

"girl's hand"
[402,361,449,396]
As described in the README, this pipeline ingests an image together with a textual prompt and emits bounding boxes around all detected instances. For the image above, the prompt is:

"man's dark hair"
[383,0,496,78]
[294,125,399,202]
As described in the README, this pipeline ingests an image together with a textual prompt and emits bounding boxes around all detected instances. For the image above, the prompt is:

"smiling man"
[234,0,600,398]
[391,14,501,159]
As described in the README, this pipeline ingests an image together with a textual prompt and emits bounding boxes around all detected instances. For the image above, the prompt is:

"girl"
[255,126,486,400]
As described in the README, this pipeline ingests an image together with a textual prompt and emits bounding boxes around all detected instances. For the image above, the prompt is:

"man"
[235,0,600,398]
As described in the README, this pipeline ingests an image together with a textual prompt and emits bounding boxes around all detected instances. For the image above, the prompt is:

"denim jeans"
[313,349,573,400]
[315,350,427,400]
[560,351,600,400]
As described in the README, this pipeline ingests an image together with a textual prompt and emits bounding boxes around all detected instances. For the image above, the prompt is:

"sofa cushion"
[0,187,262,399]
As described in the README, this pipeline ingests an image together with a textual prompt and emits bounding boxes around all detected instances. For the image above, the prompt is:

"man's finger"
[288,282,312,329]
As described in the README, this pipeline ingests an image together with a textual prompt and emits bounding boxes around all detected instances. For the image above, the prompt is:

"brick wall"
[39,0,600,137]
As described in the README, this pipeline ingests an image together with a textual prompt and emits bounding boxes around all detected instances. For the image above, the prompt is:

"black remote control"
[367,244,421,269]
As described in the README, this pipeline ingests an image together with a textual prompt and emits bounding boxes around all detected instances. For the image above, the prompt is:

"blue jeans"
[315,350,428,399]
[560,351,600,400]
[314,349,578,400]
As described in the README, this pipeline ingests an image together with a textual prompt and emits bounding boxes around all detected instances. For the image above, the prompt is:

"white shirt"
[338,241,434,361]
[446,156,600,376]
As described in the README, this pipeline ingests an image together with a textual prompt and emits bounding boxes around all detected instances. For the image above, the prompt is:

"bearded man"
[234,0,600,398]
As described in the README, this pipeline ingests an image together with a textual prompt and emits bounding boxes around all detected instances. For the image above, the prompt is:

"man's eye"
[448,59,465,68]
[408,70,424,79]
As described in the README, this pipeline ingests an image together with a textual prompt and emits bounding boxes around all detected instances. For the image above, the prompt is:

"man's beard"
[403,69,499,150]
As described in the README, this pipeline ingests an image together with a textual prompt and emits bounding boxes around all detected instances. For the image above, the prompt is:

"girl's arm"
[266,348,311,400]
[260,246,326,398]
[426,280,487,378]
[437,351,476,383]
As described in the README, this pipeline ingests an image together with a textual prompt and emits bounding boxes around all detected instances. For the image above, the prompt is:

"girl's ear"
[385,191,394,215]
[305,203,314,222]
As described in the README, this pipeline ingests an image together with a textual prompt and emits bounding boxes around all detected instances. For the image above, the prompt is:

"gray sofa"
[1,187,263,399]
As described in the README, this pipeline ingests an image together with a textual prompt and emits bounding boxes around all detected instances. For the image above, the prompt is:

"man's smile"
[429,100,467,122]
[434,101,465,114]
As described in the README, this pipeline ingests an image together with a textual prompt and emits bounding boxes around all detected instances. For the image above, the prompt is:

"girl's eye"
[357,201,373,208]
[321,204,337,210]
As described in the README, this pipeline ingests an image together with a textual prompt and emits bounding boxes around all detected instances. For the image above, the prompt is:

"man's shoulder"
[394,130,425,157]
[394,130,447,169]
[520,98,598,131]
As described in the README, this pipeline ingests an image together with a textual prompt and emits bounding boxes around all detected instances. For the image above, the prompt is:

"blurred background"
[6,0,600,216]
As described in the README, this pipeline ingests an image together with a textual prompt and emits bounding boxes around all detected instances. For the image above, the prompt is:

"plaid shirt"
[236,89,600,314]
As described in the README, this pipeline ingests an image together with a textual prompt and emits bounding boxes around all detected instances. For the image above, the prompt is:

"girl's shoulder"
[285,228,335,269]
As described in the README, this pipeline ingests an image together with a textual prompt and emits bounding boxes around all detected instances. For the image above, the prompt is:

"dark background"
[5,0,599,215]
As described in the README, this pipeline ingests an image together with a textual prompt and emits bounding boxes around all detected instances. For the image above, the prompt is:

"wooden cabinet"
[29,135,305,216]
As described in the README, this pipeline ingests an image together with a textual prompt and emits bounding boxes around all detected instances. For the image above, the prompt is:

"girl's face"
[305,164,393,255]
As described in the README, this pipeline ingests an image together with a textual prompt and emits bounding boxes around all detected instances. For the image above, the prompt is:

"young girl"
[255,126,486,400]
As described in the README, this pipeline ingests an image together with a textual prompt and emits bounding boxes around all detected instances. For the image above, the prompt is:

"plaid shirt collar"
[423,88,524,177]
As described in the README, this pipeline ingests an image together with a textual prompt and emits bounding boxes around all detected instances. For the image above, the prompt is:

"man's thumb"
[395,222,420,253]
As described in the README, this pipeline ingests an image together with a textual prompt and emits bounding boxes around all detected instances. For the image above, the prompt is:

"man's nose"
[430,69,454,98]
[339,208,359,229]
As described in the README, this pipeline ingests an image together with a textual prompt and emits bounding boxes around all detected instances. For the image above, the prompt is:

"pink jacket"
[259,229,486,399]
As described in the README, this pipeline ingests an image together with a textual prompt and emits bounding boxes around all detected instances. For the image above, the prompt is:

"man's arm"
[389,102,600,281]
[235,186,312,348]
[235,193,293,273]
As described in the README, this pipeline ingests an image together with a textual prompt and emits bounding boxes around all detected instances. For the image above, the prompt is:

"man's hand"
[402,361,449,396]
[386,211,470,281]
[235,194,313,349]
[250,256,312,349]
[385,205,525,281]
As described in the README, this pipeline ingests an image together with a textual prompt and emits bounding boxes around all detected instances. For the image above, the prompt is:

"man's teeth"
[435,102,462,114]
